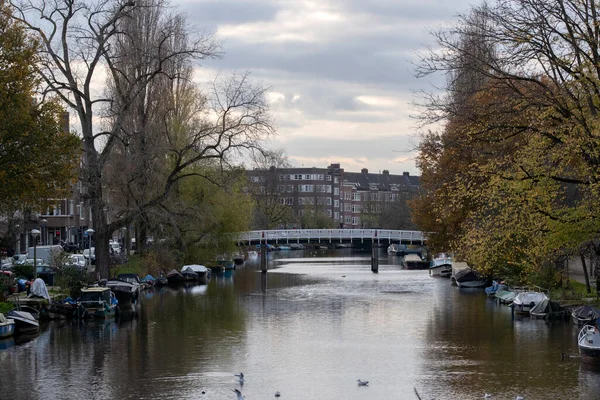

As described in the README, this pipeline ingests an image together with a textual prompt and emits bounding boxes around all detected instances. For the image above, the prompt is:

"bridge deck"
[238,229,426,245]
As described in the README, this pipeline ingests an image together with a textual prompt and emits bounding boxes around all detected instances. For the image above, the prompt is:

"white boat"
[429,254,453,277]
[181,264,211,283]
[578,323,600,365]
[7,310,39,334]
[402,254,428,269]
[0,313,15,338]
[512,292,549,315]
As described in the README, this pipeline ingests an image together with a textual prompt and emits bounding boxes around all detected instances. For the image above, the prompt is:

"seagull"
[275,391,281,397]
[484,395,492,399]
[515,396,524,400]
[235,372,245,384]
[357,379,369,386]
[232,388,245,400]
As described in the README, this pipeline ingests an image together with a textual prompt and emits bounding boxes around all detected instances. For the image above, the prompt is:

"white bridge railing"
[237,229,426,243]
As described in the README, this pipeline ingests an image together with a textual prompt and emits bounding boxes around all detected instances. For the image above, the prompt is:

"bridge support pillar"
[261,243,268,273]
[371,241,379,273]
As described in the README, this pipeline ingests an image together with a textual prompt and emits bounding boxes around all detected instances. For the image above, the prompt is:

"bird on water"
[232,388,245,400]
[357,379,369,386]
[275,391,281,397]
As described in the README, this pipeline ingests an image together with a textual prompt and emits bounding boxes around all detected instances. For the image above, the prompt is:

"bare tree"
[12,0,274,277]
[246,149,293,229]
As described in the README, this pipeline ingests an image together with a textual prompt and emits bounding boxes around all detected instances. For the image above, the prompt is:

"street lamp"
[41,219,47,245]
[31,229,40,280]
[85,228,94,270]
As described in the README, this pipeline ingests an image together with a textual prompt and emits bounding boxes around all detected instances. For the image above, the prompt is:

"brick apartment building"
[247,163,420,229]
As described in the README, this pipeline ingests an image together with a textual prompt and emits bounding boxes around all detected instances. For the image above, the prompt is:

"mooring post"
[371,231,379,273]
[261,231,268,273]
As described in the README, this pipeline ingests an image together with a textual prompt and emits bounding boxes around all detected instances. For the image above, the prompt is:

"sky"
[174,0,475,175]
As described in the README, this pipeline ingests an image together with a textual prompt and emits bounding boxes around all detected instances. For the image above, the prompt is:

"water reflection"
[0,249,599,400]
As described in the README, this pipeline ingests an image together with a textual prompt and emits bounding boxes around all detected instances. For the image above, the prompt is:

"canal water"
[1,249,599,400]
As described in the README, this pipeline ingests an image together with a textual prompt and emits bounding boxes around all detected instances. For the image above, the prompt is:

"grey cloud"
[177,0,279,30]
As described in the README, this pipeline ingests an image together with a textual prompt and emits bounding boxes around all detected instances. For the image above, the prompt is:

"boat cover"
[485,281,507,295]
[142,274,155,282]
[513,292,548,306]
[30,278,50,300]
[454,268,481,283]
[182,265,208,273]
[495,290,517,303]
[572,305,600,321]
[530,298,565,317]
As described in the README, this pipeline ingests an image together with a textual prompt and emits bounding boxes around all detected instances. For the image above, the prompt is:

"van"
[27,245,63,265]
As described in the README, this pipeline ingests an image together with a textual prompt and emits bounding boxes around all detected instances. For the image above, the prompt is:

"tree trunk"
[580,253,591,293]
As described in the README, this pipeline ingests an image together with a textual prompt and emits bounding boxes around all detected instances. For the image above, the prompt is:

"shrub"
[55,266,90,299]
[12,264,34,280]
[0,275,14,302]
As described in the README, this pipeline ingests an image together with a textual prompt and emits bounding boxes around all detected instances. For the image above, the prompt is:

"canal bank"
[0,249,599,400]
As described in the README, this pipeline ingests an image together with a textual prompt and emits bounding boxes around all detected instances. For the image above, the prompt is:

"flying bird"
[232,388,245,400]
[357,379,369,386]
[235,372,245,384]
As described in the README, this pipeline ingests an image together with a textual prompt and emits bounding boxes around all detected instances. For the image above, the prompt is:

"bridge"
[237,229,426,246]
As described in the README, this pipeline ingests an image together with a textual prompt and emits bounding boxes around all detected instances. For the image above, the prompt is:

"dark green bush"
[55,266,90,298]
[12,264,34,280]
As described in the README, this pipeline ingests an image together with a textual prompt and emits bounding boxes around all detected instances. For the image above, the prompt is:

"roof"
[343,170,420,191]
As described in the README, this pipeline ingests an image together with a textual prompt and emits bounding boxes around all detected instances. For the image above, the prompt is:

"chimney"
[403,171,409,176]
[382,170,389,176]
[361,168,368,174]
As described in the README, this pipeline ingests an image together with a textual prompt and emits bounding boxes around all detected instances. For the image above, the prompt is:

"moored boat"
[571,305,600,326]
[181,265,211,283]
[7,310,39,334]
[166,269,185,286]
[402,254,429,270]
[77,287,118,319]
[0,313,15,338]
[180,266,199,282]
[429,254,453,277]
[454,268,487,288]
[512,292,549,315]
[578,322,600,365]
[105,277,139,306]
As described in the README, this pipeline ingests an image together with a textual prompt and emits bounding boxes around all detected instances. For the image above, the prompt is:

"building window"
[326,175,332,181]
[345,216,352,224]
[318,174,324,180]
[352,217,360,225]
[69,200,74,215]
[327,185,332,193]
[279,175,284,180]
[334,187,339,195]
[352,204,361,213]
[352,192,361,201]
[304,174,311,180]
[327,198,332,206]
[345,203,351,212]
[334,212,339,220]
[334,200,339,208]
[294,174,302,180]
[344,192,351,200]
[327,210,332,217]
[286,185,293,192]
[334,176,339,183]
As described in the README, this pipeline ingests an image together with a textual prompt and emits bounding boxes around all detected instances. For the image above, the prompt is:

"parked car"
[82,247,95,265]
[12,254,27,266]
[66,254,86,269]
[109,241,121,254]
